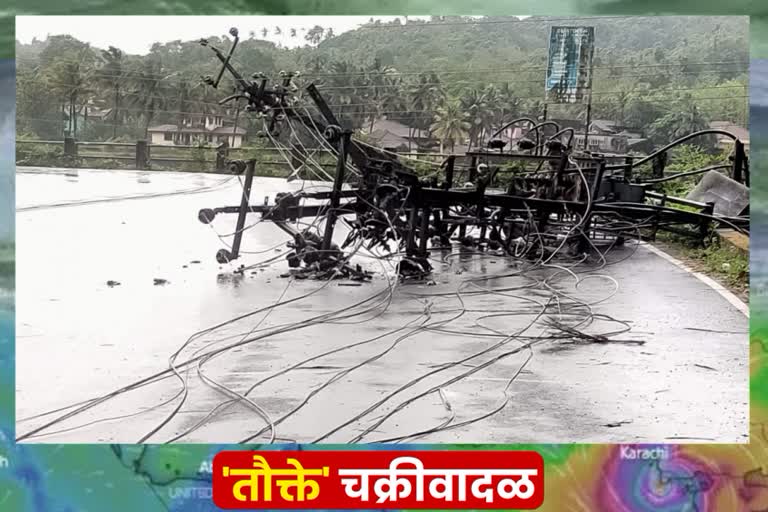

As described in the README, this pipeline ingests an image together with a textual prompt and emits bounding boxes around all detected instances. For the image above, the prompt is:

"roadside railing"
[15,137,642,177]
[15,137,469,172]
[16,138,456,173]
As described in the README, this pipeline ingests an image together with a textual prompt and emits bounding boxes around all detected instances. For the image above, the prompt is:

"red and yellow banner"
[212,450,544,509]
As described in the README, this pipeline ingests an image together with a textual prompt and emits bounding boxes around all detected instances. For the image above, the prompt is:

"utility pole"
[231,100,241,148]
[583,100,592,150]
[583,30,596,151]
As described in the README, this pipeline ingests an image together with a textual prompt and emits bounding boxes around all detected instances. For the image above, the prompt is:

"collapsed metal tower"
[197,28,749,278]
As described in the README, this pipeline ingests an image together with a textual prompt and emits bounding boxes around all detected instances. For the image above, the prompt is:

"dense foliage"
[15,16,748,152]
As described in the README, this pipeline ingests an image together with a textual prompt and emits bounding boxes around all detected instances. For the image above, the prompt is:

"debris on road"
[602,420,632,428]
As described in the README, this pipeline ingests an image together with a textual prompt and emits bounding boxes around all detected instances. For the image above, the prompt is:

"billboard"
[545,26,595,104]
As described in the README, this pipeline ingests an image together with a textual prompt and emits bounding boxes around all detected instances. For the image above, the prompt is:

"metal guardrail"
[15,139,648,174]
[15,139,449,171]
[16,139,331,170]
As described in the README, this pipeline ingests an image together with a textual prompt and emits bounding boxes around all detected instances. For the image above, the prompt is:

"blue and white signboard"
[545,26,595,104]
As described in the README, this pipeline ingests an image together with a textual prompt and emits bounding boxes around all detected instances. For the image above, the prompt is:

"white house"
[148,115,246,148]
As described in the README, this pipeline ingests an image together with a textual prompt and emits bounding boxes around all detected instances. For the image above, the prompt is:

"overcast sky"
[15,16,436,54]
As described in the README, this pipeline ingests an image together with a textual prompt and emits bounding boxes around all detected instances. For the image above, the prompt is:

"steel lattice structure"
[197,28,749,279]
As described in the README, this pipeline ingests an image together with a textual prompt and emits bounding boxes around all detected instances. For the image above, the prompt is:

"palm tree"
[97,46,125,138]
[430,98,470,153]
[407,72,445,143]
[380,75,407,115]
[649,95,709,143]
[40,37,96,138]
[460,87,497,150]
[493,82,521,137]
[318,60,367,129]
[364,58,398,132]
[305,25,325,46]
[174,80,196,144]
[129,57,173,139]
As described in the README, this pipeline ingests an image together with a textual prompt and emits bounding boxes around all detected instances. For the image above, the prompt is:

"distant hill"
[313,16,748,72]
[14,16,749,146]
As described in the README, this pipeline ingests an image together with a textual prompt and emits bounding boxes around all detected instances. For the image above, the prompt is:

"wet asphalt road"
[15,167,749,444]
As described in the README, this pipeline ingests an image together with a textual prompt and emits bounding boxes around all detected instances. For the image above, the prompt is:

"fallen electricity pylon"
[197,28,750,279]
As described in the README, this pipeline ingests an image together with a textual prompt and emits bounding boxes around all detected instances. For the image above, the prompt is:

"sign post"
[544,26,595,149]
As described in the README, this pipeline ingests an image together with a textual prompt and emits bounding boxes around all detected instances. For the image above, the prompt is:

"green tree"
[96,46,126,138]
[363,58,398,132]
[407,72,445,142]
[129,55,173,139]
[492,82,522,135]
[430,98,470,153]
[16,66,60,139]
[649,95,710,144]
[461,87,497,150]
[39,35,97,138]
[306,26,325,46]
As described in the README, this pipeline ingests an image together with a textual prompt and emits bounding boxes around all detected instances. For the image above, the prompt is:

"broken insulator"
[216,249,234,264]
[487,139,507,150]
[517,138,536,151]
[198,208,216,224]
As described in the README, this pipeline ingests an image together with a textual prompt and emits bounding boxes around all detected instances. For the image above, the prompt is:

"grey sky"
[16,16,426,54]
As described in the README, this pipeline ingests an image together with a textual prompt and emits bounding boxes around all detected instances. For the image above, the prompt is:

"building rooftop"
[366,118,414,139]
[709,121,749,142]
[148,124,246,135]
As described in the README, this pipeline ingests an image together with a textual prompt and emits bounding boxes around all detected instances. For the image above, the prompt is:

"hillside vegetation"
[15,16,748,151]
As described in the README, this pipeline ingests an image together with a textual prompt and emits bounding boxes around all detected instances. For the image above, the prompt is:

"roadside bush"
[16,144,82,168]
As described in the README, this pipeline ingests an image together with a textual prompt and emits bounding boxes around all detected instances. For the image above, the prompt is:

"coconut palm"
[363,58,398,132]
[407,72,445,141]
[129,56,173,139]
[430,98,470,153]
[649,94,709,143]
[460,86,498,150]
[492,82,522,136]
[96,46,125,138]
[305,26,325,46]
[40,36,97,138]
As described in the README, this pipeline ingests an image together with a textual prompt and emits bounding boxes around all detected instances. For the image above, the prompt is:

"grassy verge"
[655,232,748,302]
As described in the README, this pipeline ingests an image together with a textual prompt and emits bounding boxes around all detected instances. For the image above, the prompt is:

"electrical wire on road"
[17,108,667,445]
